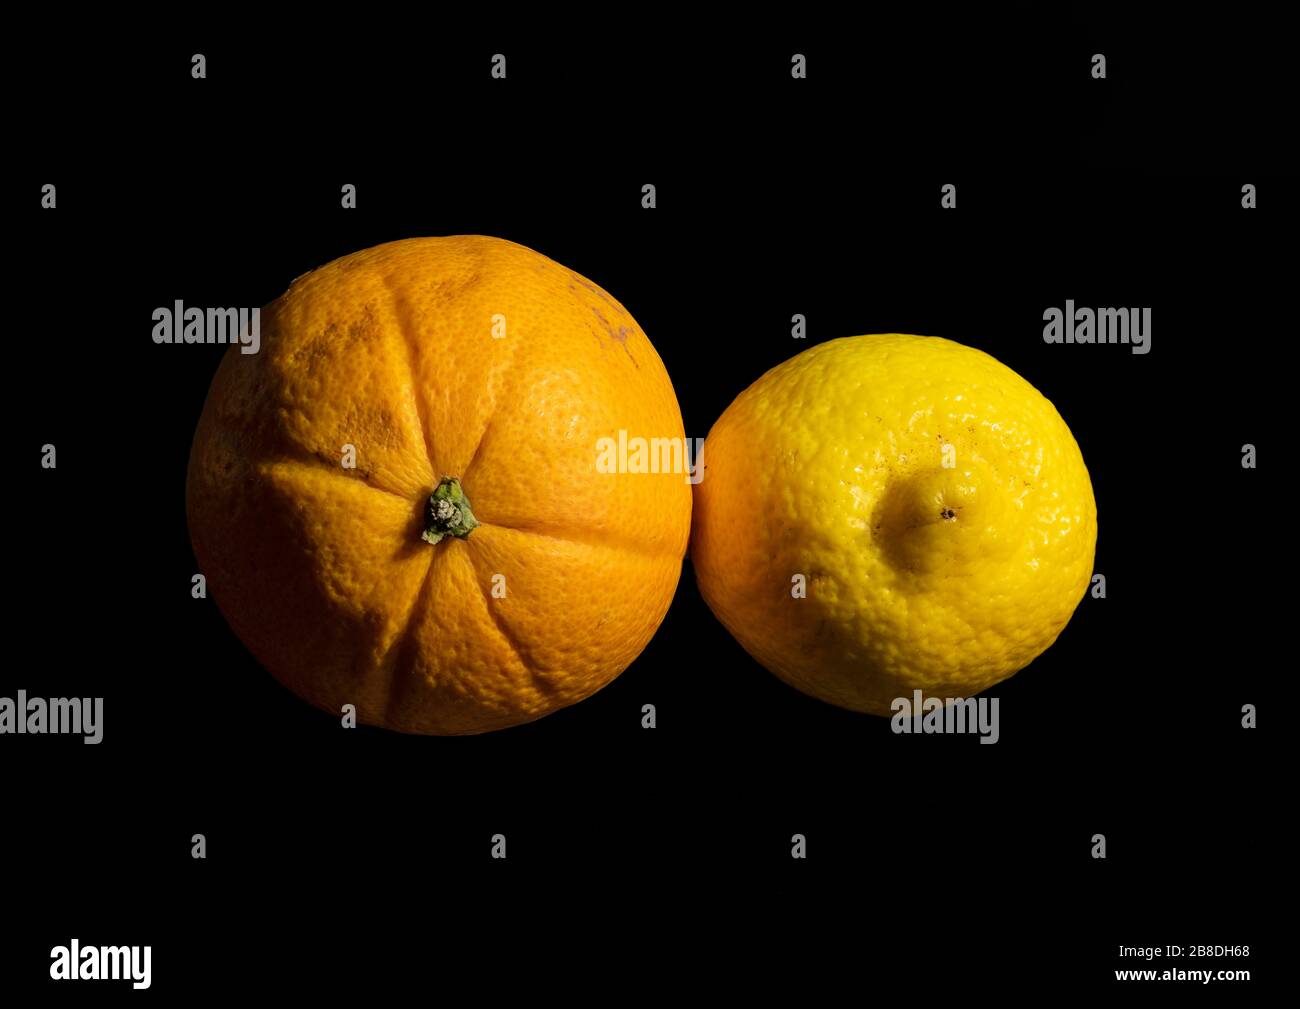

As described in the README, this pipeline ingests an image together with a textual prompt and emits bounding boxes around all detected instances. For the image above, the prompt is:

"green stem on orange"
[422,477,480,544]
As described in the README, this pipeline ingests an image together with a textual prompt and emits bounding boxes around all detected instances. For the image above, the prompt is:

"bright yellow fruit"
[691,334,1097,715]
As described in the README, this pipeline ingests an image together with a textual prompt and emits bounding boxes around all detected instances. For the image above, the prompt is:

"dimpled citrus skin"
[187,236,691,734]
[691,334,1096,715]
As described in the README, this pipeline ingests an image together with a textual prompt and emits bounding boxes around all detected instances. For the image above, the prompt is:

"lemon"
[691,334,1097,715]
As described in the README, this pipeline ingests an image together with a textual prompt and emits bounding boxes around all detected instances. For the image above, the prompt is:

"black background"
[7,9,1288,997]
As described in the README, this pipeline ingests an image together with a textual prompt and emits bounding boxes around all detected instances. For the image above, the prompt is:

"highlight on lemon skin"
[690,333,1097,716]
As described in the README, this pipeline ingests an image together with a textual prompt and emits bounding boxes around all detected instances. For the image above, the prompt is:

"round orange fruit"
[187,236,692,734]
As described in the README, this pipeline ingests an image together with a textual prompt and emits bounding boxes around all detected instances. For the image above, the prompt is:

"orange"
[187,236,691,734]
